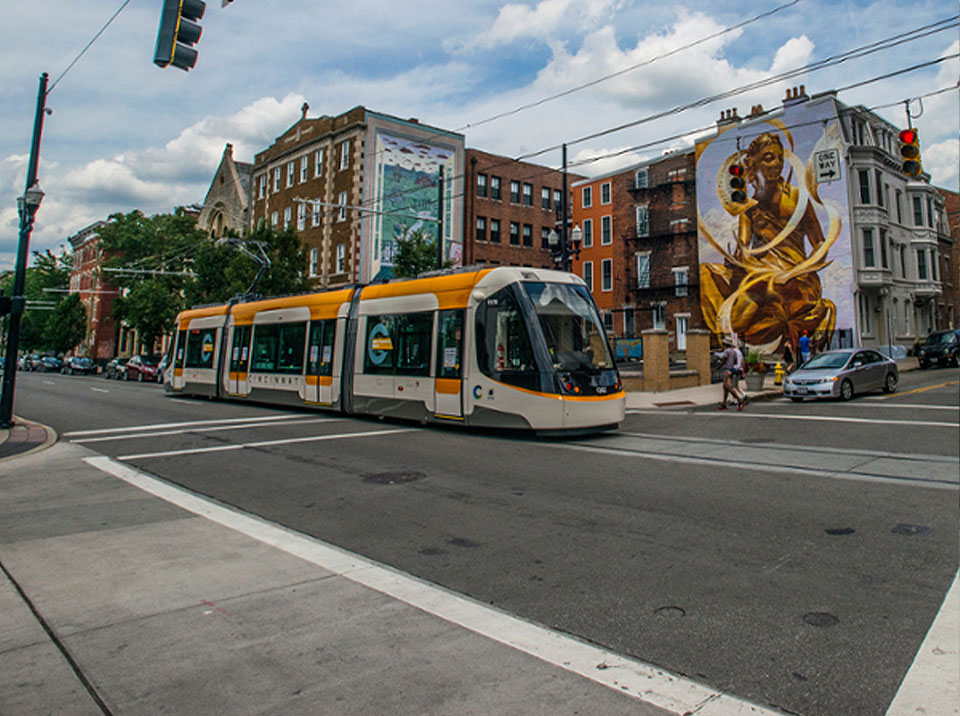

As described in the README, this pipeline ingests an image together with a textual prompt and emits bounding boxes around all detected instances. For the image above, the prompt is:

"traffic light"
[154,0,206,71]
[728,162,747,203]
[898,128,922,177]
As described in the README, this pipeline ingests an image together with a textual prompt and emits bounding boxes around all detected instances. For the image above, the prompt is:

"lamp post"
[1,72,49,429]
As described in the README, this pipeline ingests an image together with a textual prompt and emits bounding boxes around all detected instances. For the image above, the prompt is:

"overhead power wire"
[456,0,808,132]
[48,0,133,94]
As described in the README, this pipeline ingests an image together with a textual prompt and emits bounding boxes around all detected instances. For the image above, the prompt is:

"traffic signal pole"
[1,72,49,428]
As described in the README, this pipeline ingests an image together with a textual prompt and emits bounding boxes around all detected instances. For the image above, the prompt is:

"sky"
[1,0,957,270]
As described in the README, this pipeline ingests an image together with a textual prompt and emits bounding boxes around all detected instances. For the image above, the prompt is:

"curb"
[0,416,58,463]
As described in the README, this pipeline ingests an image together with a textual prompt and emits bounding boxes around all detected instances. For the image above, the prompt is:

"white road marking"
[63,413,303,438]
[856,402,959,410]
[90,387,109,394]
[84,455,784,716]
[43,380,55,385]
[885,571,959,716]
[116,427,414,461]
[626,409,958,429]
[71,417,336,444]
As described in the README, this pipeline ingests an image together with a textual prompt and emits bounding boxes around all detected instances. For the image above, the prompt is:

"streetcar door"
[172,329,187,389]
[434,309,464,419]
[307,319,336,405]
[229,325,251,396]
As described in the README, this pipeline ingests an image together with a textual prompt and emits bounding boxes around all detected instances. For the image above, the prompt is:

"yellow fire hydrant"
[774,361,785,385]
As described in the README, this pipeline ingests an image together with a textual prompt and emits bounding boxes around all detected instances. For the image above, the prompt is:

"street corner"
[0,417,57,461]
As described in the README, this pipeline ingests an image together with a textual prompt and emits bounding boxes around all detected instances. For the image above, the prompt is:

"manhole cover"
[803,612,838,628]
[825,528,856,536]
[892,524,932,536]
[362,471,425,485]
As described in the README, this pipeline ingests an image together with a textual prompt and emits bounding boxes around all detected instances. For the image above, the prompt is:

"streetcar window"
[251,322,307,374]
[308,320,336,376]
[364,312,432,377]
[524,281,613,372]
[175,330,187,368]
[230,325,252,372]
[475,287,540,390]
[185,328,217,369]
[436,310,464,379]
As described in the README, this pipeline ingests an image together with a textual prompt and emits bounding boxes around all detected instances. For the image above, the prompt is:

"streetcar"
[166,266,624,433]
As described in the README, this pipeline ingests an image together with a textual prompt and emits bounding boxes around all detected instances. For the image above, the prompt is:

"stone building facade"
[198,143,253,240]
[67,221,118,360]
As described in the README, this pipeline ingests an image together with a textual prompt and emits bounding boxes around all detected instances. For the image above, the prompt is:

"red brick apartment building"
[572,149,702,350]
[935,186,959,329]
[68,221,119,360]
[463,149,583,269]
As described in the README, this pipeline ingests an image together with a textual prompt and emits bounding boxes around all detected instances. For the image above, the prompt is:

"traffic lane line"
[877,378,959,399]
[630,409,958,429]
[70,417,339,444]
[63,413,305,438]
[84,455,785,716]
[885,571,959,716]
[116,427,416,461]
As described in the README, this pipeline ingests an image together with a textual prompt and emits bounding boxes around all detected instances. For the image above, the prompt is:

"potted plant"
[743,349,767,391]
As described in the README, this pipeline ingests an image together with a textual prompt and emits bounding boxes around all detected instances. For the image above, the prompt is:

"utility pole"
[561,143,569,272]
[1,73,49,428]
[436,165,445,270]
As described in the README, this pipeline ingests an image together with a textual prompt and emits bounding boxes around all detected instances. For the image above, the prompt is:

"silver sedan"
[782,348,899,402]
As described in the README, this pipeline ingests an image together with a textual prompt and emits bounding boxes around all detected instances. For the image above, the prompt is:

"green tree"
[393,227,445,278]
[0,249,73,353]
[46,292,87,355]
[111,279,181,353]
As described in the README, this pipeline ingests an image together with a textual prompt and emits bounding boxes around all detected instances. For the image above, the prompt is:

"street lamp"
[0,182,45,428]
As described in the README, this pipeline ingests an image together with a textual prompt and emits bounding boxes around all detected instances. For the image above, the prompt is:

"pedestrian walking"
[782,342,795,373]
[798,330,811,365]
[715,335,747,410]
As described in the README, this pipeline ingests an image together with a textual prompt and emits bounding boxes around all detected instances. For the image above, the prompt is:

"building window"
[931,249,938,281]
[624,308,636,336]
[601,215,612,245]
[300,156,308,183]
[287,162,295,188]
[636,253,650,288]
[673,267,688,297]
[489,218,501,243]
[476,217,486,242]
[509,181,520,203]
[603,313,614,332]
[917,248,927,279]
[339,140,350,170]
[541,187,551,210]
[879,230,888,269]
[554,189,562,208]
[297,202,306,230]
[652,303,665,330]
[541,227,551,249]
[284,206,292,227]
[895,190,903,224]
[636,205,649,237]
[522,183,533,206]
[583,261,593,291]
[875,171,884,207]
[582,218,593,247]
[601,259,612,292]
[490,176,501,200]
[273,167,281,192]
[311,201,320,227]
[336,243,346,274]
[309,248,319,277]
[858,170,870,204]
[270,211,279,226]
[913,196,923,226]
[859,294,871,334]
[862,228,875,267]
[903,301,910,335]
[257,175,266,199]
[900,245,907,278]
[601,182,611,204]
[522,224,533,247]
[477,173,487,197]
[582,186,592,208]
[314,148,325,177]
[337,191,347,221]
[635,168,648,189]
[926,198,934,227]
[509,221,520,245]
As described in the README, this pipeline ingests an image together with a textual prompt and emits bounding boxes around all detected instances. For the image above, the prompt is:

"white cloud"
[924,138,959,191]
[467,0,623,50]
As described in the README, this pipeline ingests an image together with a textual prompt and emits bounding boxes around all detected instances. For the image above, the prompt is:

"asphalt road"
[11,367,960,716]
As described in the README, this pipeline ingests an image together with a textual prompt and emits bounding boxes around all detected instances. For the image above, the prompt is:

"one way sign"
[815,149,840,184]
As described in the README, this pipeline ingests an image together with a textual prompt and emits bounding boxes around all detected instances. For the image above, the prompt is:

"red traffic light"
[728,164,744,177]
[898,129,918,145]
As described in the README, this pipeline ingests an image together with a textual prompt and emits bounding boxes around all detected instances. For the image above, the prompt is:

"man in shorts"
[715,335,747,410]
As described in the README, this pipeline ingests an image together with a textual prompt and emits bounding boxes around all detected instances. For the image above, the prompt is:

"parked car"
[103,357,128,379]
[917,329,960,369]
[38,355,63,373]
[62,356,96,375]
[124,354,162,382]
[783,348,898,402]
[157,353,170,384]
[21,353,42,371]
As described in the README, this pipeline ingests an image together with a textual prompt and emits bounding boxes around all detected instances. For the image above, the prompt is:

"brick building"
[250,104,464,286]
[463,149,581,269]
[571,149,702,350]
[935,186,959,329]
[68,221,119,360]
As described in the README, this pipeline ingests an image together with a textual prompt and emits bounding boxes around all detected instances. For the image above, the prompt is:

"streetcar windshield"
[523,282,614,372]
